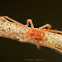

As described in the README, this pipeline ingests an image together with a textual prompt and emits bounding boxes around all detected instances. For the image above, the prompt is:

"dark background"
[0,0,62,62]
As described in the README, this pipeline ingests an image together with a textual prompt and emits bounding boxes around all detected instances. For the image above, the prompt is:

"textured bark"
[0,17,62,52]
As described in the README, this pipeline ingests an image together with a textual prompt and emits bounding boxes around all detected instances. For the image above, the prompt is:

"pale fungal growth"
[0,16,62,53]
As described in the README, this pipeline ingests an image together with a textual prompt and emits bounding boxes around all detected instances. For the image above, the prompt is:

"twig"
[0,17,62,52]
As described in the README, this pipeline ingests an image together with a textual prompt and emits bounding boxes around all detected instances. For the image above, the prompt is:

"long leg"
[26,19,34,29]
[0,32,29,35]
[39,24,51,29]
[1,16,29,29]
[44,29,62,34]
[16,36,31,42]
[36,41,40,48]
[41,41,62,52]
[17,36,40,48]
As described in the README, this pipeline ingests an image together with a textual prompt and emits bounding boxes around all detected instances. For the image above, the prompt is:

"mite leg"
[45,29,62,34]
[36,41,40,48]
[39,24,51,29]
[0,32,29,35]
[41,41,62,53]
[16,36,31,42]
[26,19,34,29]
[1,16,29,29]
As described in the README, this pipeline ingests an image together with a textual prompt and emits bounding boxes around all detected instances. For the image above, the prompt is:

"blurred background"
[0,0,62,62]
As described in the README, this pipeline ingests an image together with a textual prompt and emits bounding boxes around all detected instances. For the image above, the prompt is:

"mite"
[0,16,62,53]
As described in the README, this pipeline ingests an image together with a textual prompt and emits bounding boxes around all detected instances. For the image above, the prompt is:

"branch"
[0,17,62,52]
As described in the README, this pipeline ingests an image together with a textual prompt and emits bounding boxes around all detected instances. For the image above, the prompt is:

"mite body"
[0,16,62,53]
[28,28,45,41]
